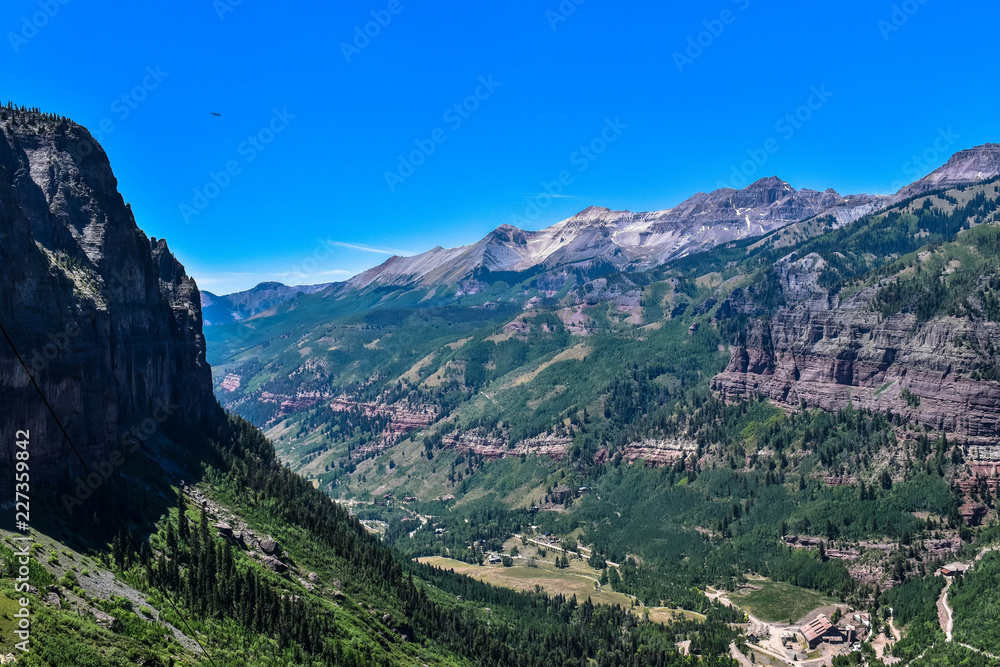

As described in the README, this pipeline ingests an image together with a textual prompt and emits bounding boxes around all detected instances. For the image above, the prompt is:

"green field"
[418,555,706,624]
[729,580,840,623]
[419,555,633,607]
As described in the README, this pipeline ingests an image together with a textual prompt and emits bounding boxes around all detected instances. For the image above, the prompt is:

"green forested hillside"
[2,410,740,666]
[200,176,1000,666]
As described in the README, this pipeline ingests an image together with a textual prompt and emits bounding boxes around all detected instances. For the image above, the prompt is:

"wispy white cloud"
[328,241,411,256]
[522,193,582,200]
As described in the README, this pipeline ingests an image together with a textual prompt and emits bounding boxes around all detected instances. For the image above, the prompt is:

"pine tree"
[112,532,125,570]
[609,566,621,590]
[199,502,210,546]
[177,490,189,542]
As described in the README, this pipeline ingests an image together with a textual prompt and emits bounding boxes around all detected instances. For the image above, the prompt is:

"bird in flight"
[211,112,222,117]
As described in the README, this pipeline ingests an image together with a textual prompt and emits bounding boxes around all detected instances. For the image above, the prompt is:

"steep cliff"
[0,108,214,484]
[711,260,1000,442]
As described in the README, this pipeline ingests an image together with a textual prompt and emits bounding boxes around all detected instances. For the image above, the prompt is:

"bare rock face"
[90,608,122,632]
[0,109,215,485]
[442,428,571,461]
[263,555,287,573]
[711,254,1000,442]
[623,437,698,467]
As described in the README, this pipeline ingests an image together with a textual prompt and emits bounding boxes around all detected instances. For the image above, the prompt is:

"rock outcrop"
[0,108,214,485]
[442,429,571,461]
[711,254,1000,442]
[623,437,698,467]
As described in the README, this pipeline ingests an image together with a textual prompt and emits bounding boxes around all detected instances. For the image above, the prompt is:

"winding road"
[938,578,954,642]
[911,545,1000,665]
[936,546,998,643]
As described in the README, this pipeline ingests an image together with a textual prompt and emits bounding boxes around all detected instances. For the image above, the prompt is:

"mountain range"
[8,103,1000,666]
[204,142,1000,314]
[202,140,1000,486]
[201,281,333,326]
[4,106,736,666]
[196,142,1000,667]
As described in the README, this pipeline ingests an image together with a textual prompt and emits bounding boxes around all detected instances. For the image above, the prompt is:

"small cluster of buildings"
[800,614,859,650]
[758,611,869,655]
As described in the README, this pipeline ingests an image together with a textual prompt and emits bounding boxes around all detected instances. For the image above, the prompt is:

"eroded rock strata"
[712,254,1000,443]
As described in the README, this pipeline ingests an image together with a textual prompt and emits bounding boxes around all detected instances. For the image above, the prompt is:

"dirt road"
[936,545,998,642]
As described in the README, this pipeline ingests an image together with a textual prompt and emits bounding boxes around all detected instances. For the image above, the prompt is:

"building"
[940,562,971,577]
[801,614,846,649]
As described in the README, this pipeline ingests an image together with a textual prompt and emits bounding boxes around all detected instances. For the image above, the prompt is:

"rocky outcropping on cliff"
[711,252,1000,443]
[0,108,214,484]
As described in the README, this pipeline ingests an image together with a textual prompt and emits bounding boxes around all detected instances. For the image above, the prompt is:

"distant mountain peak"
[331,144,1000,294]
[488,224,528,244]
[343,175,884,291]
[574,205,613,217]
[747,175,792,190]
[897,142,1000,199]
[201,280,336,326]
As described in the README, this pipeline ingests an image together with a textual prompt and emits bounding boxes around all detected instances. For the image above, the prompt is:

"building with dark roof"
[801,614,845,649]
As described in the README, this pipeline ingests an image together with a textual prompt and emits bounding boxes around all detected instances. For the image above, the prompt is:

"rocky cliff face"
[711,253,1000,443]
[0,108,214,484]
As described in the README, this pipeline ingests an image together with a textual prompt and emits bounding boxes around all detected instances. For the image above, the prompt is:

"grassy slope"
[417,556,632,608]
[728,580,839,624]
[0,457,462,666]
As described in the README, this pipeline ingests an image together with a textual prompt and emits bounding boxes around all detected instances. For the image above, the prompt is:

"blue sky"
[3,0,999,294]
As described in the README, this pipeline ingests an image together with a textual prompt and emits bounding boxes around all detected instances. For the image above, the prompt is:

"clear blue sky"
[3,0,999,294]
